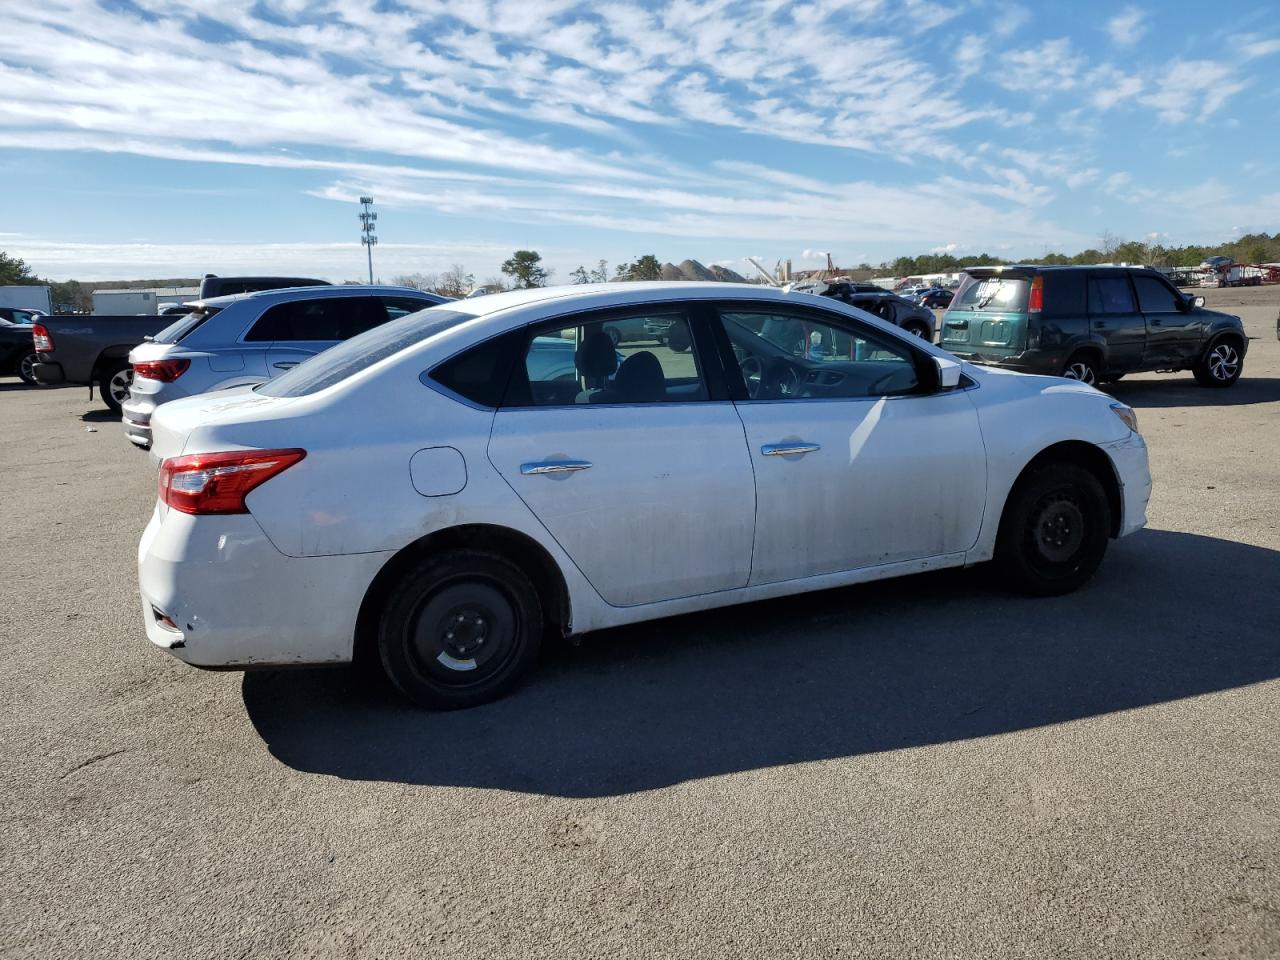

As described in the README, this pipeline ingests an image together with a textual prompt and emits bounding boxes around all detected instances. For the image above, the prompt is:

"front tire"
[98,362,133,413]
[995,463,1111,597]
[377,550,543,710]
[1193,338,1242,387]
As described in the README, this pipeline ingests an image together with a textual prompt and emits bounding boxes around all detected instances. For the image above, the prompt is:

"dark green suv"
[939,265,1247,387]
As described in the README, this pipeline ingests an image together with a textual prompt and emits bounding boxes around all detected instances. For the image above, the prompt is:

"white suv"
[123,285,446,447]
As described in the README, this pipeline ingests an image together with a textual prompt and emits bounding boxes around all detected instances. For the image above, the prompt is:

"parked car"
[939,265,1247,387]
[31,314,171,411]
[123,286,447,447]
[198,275,330,299]
[140,282,1150,710]
[0,311,40,384]
[918,288,954,309]
[819,283,935,339]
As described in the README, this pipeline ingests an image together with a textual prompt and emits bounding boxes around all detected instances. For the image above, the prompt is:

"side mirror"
[933,355,962,389]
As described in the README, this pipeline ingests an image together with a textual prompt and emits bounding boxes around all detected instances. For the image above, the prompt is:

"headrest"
[575,330,618,380]
[615,351,666,402]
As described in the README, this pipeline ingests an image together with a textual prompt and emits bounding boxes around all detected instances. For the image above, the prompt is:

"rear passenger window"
[512,313,708,407]
[1132,276,1180,313]
[1041,272,1086,316]
[429,330,523,408]
[381,297,433,320]
[245,297,388,342]
[1088,277,1136,315]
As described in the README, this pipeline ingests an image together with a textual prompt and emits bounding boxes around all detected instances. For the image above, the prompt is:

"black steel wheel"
[995,463,1111,596]
[378,550,543,709]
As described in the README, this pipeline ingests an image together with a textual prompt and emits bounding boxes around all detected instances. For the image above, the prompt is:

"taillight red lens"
[1027,275,1044,313]
[134,359,190,382]
[158,449,305,515]
[32,323,53,353]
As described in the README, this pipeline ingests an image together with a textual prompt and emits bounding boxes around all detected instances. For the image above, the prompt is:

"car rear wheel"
[17,351,38,385]
[995,462,1111,597]
[377,550,543,710]
[98,362,133,413]
[1061,354,1100,386]
[1193,339,1242,388]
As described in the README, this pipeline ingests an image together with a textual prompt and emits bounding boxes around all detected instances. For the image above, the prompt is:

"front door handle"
[273,361,300,370]
[762,442,821,457]
[520,459,593,476]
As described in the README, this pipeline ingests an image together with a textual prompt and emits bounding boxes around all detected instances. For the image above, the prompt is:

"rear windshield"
[151,306,222,344]
[952,275,1029,312]
[257,308,474,398]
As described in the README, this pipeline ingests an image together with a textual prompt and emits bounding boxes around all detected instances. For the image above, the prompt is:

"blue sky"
[2,0,1279,282]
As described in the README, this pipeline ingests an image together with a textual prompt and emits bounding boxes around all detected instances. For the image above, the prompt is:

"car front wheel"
[995,462,1111,596]
[377,550,543,710]
[1193,339,1242,387]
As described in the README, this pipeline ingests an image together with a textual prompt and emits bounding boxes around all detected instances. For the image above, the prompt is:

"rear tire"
[377,550,543,710]
[1192,338,1242,387]
[1061,353,1100,386]
[17,351,38,385]
[995,462,1111,597]
[98,362,132,414]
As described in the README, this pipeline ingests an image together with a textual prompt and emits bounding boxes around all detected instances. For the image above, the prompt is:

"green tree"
[569,265,591,284]
[615,255,662,281]
[501,250,550,288]
[434,264,474,298]
[590,259,609,283]
[0,251,40,285]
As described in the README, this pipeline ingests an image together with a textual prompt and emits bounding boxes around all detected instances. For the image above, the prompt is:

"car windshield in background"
[152,306,222,344]
[258,308,474,398]
[953,276,1029,312]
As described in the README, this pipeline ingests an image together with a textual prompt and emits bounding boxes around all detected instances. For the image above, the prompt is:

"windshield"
[152,306,222,343]
[952,275,1029,312]
[258,307,475,398]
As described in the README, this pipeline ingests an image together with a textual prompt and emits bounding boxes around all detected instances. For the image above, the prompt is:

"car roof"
[192,284,445,308]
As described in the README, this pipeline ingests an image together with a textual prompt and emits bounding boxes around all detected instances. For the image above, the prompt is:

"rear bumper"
[32,361,65,385]
[121,394,154,447]
[138,507,393,667]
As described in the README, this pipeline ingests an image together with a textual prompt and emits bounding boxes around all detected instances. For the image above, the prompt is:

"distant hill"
[657,259,748,283]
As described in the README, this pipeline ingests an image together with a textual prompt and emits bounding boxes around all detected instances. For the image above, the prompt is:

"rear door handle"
[520,459,593,475]
[273,361,300,370]
[762,443,821,457]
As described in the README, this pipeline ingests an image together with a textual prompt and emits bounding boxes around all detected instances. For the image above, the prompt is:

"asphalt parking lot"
[2,287,1278,959]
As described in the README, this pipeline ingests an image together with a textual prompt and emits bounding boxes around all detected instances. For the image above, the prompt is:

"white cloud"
[1105,7,1147,47]
[931,243,958,254]
[1241,37,1280,59]
[996,38,1083,94]
[1142,60,1247,122]
[953,35,985,79]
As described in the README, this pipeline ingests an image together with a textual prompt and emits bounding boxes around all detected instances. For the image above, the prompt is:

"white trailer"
[0,285,52,313]
[91,289,158,314]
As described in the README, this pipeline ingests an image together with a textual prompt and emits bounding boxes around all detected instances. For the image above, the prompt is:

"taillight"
[158,449,305,515]
[134,359,191,382]
[1027,275,1044,313]
[32,323,53,353]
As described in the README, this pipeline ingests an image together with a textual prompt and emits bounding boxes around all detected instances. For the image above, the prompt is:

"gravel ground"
[2,286,1278,959]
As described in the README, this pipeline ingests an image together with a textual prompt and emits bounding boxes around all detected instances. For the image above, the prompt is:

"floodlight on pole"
[358,196,378,284]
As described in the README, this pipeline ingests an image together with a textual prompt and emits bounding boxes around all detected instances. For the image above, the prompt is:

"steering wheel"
[776,364,800,398]
[740,355,764,398]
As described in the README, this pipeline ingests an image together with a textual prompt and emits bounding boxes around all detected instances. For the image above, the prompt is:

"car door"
[486,307,756,607]
[713,302,986,585]
[247,296,388,375]
[1132,273,1200,366]
[1086,273,1145,371]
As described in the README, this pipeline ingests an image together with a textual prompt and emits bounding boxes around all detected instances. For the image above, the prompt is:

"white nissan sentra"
[139,282,1151,709]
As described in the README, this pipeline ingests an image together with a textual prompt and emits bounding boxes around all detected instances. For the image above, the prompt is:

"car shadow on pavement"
[244,529,1280,798]
[1108,376,1280,408]
[79,409,118,423]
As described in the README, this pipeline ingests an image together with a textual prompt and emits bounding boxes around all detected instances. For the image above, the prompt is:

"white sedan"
[139,282,1151,709]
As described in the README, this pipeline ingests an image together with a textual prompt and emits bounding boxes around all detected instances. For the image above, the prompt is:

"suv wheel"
[1193,338,1242,388]
[1061,354,1099,386]
[996,462,1111,596]
[377,550,543,710]
[98,363,133,413]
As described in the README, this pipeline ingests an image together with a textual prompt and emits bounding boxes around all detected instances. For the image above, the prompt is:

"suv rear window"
[258,309,473,397]
[151,306,222,344]
[952,275,1029,312]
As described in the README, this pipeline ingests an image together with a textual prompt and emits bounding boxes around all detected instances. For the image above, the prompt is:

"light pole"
[359,196,378,283]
